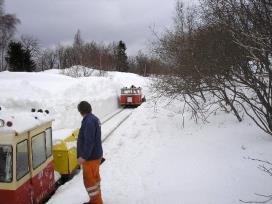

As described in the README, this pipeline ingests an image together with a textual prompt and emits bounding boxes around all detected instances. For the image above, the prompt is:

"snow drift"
[0,68,148,131]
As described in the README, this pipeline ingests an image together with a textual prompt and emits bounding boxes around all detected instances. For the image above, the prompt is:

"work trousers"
[82,159,103,204]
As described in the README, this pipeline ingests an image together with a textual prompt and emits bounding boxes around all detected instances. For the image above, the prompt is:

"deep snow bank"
[0,68,148,132]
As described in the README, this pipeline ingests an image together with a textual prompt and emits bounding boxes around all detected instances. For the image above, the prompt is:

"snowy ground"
[1,68,272,204]
[48,100,272,204]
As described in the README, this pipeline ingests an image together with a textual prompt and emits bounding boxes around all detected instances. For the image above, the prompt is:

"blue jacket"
[77,113,103,160]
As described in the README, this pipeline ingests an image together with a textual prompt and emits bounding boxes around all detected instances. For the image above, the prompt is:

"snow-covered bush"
[61,65,107,78]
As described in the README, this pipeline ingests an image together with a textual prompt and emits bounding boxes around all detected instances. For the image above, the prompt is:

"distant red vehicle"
[119,86,145,107]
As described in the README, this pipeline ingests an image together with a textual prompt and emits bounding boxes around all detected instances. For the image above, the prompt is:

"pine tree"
[6,41,36,72]
[115,41,129,72]
[73,29,84,48]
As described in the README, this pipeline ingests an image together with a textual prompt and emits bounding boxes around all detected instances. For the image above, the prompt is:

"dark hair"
[77,101,92,115]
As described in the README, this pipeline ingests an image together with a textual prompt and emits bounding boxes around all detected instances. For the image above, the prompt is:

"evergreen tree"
[73,29,84,48]
[6,41,36,72]
[115,40,129,72]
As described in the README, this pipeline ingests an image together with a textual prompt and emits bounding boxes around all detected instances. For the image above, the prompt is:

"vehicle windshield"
[0,145,13,183]
[121,88,141,95]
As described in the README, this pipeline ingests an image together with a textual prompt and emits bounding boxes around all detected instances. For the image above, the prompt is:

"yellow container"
[65,134,76,143]
[53,136,78,175]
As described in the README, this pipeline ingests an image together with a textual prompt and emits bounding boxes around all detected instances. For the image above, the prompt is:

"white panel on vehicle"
[127,97,133,103]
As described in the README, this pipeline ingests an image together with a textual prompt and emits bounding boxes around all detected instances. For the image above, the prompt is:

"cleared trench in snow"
[51,108,133,194]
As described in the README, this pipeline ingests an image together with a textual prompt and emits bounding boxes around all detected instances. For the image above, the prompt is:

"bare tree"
[152,0,272,135]
[21,35,40,60]
[201,0,272,135]
[37,48,57,71]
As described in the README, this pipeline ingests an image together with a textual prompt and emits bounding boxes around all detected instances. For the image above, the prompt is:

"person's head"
[77,101,92,117]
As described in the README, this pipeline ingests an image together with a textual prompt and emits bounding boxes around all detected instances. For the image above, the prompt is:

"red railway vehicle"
[0,111,54,204]
[119,86,145,107]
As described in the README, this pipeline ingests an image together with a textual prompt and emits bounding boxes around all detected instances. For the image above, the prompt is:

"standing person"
[77,101,103,204]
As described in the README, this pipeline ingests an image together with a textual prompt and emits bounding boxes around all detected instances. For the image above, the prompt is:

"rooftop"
[0,107,53,135]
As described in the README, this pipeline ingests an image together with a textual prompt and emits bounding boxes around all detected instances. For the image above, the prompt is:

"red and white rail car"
[0,111,54,204]
[119,86,145,107]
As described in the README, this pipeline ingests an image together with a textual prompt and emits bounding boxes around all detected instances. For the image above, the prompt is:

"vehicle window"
[124,90,131,94]
[45,128,52,158]
[16,140,29,180]
[0,145,13,183]
[32,132,46,169]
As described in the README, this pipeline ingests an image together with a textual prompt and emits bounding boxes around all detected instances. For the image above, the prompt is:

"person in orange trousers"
[77,101,103,204]
[82,160,103,204]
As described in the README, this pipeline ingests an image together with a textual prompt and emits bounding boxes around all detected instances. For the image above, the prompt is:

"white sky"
[5,0,193,55]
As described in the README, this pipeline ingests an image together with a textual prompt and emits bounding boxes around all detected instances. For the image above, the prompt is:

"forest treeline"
[0,0,164,76]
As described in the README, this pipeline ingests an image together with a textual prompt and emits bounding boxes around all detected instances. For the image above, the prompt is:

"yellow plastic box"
[53,134,78,175]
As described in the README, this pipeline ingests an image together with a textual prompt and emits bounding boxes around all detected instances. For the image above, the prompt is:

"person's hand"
[77,157,86,165]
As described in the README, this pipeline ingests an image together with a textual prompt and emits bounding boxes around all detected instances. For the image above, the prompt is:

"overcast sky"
[5,0,189,55]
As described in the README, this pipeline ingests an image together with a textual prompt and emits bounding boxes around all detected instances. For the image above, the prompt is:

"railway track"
[101,108,133,143]
[101,108,125,125]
